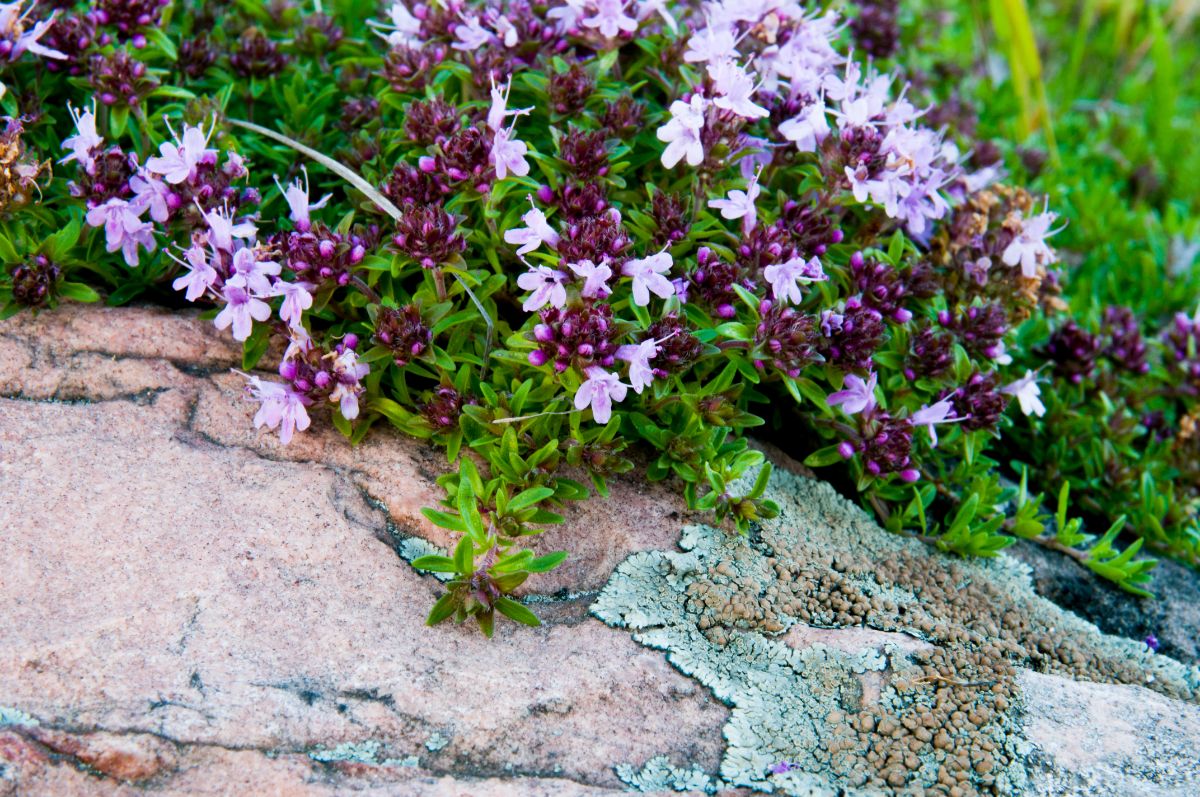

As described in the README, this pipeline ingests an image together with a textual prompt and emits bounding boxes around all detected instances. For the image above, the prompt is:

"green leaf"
[57,281,100,303]
[526,551,568,573]
[507,486,554,513]
[804,444,846,468]
[420,507,467,533]
[426,592,457,626]
[410,555,457,573]
[494,597,541,627]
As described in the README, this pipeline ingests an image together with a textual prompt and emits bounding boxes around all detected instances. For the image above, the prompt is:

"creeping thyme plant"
[0,0,1185,633]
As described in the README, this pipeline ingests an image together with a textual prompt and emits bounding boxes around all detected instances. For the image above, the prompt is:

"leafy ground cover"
[0,0,1195,634]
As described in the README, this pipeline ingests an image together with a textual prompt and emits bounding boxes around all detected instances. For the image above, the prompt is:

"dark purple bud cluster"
[41,12,97,74]
[382,44,447,93]
[230,28,289,78]
[89,50,157,108]
[905,325,954,380]
[271,223,368,288]
[831,124,884,180]
[558,128,609,180]
[8,255,61,308]
[554,211,630,264]
[650,191,691,246]
[644,314,703,377]
[69,147,136,206]
[548,182,609,222]
[779,200,844,260]
[1102,305,1150,376]
[529,302,624,373]
[951,372,1006,432]
[849,0,901,59]
[392,205,466,269]
[435,124,493,191]
[1042,319,1102,384]
[177,32,218,79]
[548,63,594,116]
[850,251,912,322]
[819,297,885,371]
[278,334,363,408]
[382,163,449,207]
[422,385,468,430]
[600,95,645,139]
[690,246,749,319]
[338,96,382,134]
[374,304,431,367]
[736,222,798,276]
[95,0,170,45]
[166,152,257,228]
[941,302,1007,361]
[849,411,917,480]
[1163,313,1200,393]
[753,302,819,378]
[295,12,345,55]
[404,97,460,145]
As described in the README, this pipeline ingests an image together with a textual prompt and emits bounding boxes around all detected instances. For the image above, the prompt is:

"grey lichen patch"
[615,755,715,793]
[0,706,39,727]
[424,731,449,752]
[592,467,1200,796]
[308,739,384,764]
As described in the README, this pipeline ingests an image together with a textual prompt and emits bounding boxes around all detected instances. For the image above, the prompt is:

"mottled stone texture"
[0,306,726,796]
[2,306,1199,797]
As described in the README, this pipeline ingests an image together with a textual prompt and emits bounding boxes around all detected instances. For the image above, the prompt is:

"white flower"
[708,170,762,231]
[146,119,216,184]
[547,0,588,31]
[779,98,830,152]
[452,12,493,50]
[275,166,331,232]
[1,3,66,61]
[215,275,272,342]
[567,259,612,299]
[636,0,678,34]
[494,15,519,47]
[368,1,423,48]
[616,337,660,394]
[622,251,675,306]
[827,372,877,416]
[272,281,313,330]
[130,172,173,223]
[910,398,964,448]
[230,246,281,296]
[240,373,311,445]
[574,366,628,424]
[59,101,103,175]
[763,255,826,305]
[85,198,156,267]
[1001,370,1046,417]
[491,127,530,180]
[517,265,568,312]
[581,0,638,39]
[504,197,560,255]
[170,244,218,302]
[656,94,707,169]
[683,24,738,64]
[1002,207,1061,278]
[201,202,257,251]
[709,58,768,120]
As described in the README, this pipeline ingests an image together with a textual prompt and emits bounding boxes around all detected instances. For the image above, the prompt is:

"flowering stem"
[432,267,448,302]
[350,275,382,305]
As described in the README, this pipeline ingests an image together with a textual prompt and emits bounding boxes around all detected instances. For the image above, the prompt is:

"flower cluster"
[1,0,1176,631]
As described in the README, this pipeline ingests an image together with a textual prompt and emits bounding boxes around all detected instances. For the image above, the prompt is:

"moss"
[593,467,1200,795]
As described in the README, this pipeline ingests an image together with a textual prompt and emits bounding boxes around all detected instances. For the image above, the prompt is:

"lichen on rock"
[593,466,1200,795]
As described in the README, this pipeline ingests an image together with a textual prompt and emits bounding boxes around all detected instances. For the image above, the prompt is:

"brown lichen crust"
[593,467,1199,796]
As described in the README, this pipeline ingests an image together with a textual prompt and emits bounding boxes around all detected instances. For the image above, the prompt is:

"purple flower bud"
[838,441,855,459]
[343,333,358,350]
[314,371,332,388]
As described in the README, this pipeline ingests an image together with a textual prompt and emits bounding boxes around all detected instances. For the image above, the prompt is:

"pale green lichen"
[615,755,715,792]
[0,706,38,727]
[424,731,449,752]
[309,739,384,764]
[592,466,1200,795]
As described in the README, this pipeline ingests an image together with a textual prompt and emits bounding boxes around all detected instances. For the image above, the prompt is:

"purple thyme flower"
[504,196,560,255]
[215,276,272,341]
[85,197,156,267]
[657,94,707,169]
[828,372,878,416]
[622,250,675,306]
[574,366,628,424]
[170,244,218,302]
[517,264,569,312]
[764,255,826,305]
[1001,370,1046,417]
[59,101,103,175]
[275,166,331,233]
[567,258,613,299]
[272,281,313,330]
[1144,634,1159,653]
[911,397,964,447]
[240,372,311,445]
[1002,204,1061,277]
[708,169,762,233]
[146,119,217,185]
